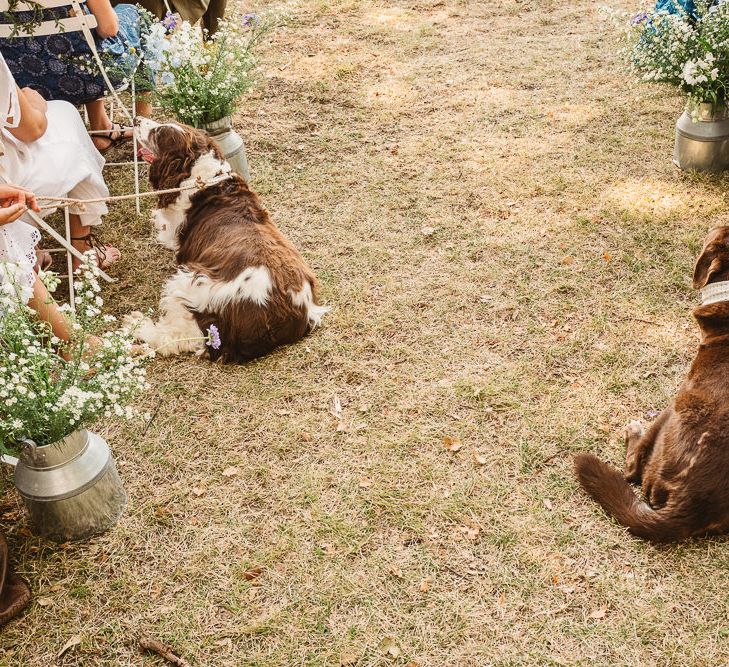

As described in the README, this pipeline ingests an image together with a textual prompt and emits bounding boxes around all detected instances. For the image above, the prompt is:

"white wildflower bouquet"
[620,1,729,110]
[145,12,273,127]
[0,257,150,454]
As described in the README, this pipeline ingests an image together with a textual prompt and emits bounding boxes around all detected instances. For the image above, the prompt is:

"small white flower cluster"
[144,13,270,127]
[618,1,729,110]
[0,257,151,452]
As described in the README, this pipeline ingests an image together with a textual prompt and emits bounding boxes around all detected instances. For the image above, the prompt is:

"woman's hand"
[0,184,39,225]
[9,86,47,142]
[21,87,47,113]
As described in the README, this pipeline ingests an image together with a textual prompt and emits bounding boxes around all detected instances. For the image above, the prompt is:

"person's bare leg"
[69,214,120,270]
[135,94,152,119]
[28,275,71,342]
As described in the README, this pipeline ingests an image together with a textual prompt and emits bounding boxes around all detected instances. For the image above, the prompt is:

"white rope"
[35,173,234,212]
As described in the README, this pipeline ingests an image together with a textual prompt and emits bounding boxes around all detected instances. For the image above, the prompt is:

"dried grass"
[3,0,729,665]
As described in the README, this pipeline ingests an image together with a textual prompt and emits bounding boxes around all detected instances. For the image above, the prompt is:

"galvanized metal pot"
[201,115,250,181]
[674,102,729,172]
[14,429,127,543]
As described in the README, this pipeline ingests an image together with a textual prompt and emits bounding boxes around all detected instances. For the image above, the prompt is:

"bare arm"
[85,0,118,38]
[7,86,47,142]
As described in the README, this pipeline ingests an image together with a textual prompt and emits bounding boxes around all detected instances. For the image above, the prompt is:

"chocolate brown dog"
[575,226,729,542]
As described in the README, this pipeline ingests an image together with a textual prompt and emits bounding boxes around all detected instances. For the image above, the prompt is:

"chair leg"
[131,76,141,215]
[64,207,75,310]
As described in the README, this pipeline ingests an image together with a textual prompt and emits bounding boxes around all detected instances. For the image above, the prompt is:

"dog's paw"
[121,311,148,334]
[625,420,644,442]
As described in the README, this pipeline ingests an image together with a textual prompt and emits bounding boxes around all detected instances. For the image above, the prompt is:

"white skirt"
[2,99,109,227]
[0,100,110,301]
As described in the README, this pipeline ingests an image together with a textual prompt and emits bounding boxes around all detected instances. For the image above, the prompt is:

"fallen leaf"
[443,436,462,453]
[421,226,436,237]
[301,432,313,442]
[37,597,53,607]
[405,662,419,667]
[358,478,373,488]
[589,608,607,620]
[242,566,263,581]
[603,251,611,262]
[472,450,487,466]
[543,498,554,510]
[329,394,343,420]
[57,635,81,659]
[192,487,205,497]
[380,637,401,659]
[420,576,433,592]
[463,526,480,541]
[222,467,239,478]
[340,654,359,666]
[561,255,574,265]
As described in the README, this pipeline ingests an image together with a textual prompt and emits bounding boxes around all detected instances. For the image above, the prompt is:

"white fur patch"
[289,281,330,328]
[177,266,273,311]
[149,151,232,251]
[123,271,205,356]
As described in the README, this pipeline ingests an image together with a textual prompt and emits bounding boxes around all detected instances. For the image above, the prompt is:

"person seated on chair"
[118,0,226,36]
[0,52,120,269]
[0,0,155,153]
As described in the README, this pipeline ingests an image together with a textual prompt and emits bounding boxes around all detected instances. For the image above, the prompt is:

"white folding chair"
[0,175,113,310]
[0,0,143,213]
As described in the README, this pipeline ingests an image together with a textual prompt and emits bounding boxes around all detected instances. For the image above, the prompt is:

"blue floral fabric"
[654,0,697,15]
[0,3,152,106]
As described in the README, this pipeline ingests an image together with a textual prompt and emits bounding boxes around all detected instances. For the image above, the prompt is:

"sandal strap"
[96,123,133,146]
[72,231,108,265]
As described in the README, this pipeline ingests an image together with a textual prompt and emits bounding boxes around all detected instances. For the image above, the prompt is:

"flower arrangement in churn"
[613,1,729,114]
[0,256,150,456]
[145,11,274,127]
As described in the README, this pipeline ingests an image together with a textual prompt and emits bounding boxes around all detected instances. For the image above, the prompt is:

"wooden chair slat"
[0,0,87,11]
[0,13,96,38]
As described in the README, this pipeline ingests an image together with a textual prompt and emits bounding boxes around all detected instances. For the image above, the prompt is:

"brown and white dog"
[125,119,328,362]
[574,226,729,542]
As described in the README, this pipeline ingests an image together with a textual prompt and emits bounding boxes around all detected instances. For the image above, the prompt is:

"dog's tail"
[573,453,688,543]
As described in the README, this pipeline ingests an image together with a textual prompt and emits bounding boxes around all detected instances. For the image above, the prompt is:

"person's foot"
[91,123,133,153]
[71,235,121,270]
[35,249,53,272]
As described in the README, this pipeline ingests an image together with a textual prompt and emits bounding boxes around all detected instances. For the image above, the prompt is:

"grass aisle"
[3,0,729,665]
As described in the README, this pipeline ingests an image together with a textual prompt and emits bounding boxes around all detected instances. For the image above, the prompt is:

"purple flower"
[162,11,178,30]
[645,409,660,419]
[630,11,648,25]
[242,13,259,27]
[206,324,221,350]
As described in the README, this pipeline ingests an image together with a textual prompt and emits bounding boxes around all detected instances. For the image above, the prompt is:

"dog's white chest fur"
[151,151,231,250]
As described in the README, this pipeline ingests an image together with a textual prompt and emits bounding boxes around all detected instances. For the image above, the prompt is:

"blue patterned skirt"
[0,3,153,105]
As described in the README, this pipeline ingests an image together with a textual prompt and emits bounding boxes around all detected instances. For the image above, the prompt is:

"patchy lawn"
[4,0,729,665]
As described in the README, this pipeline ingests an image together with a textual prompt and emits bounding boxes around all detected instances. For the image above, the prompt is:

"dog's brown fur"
[147,123,323,363]
[574,226,729,542]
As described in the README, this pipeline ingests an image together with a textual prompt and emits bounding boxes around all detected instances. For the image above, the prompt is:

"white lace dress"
[0,57,40,300]
[0,53,110,301]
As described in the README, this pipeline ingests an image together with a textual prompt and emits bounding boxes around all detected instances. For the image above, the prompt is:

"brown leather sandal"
[0,532,31,627]
[71,232,121,269]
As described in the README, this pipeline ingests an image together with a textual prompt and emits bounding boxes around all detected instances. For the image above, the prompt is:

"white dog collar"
[701,280,729,306]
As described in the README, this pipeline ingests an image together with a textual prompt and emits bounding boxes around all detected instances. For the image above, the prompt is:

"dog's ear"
[693,246,724,289]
